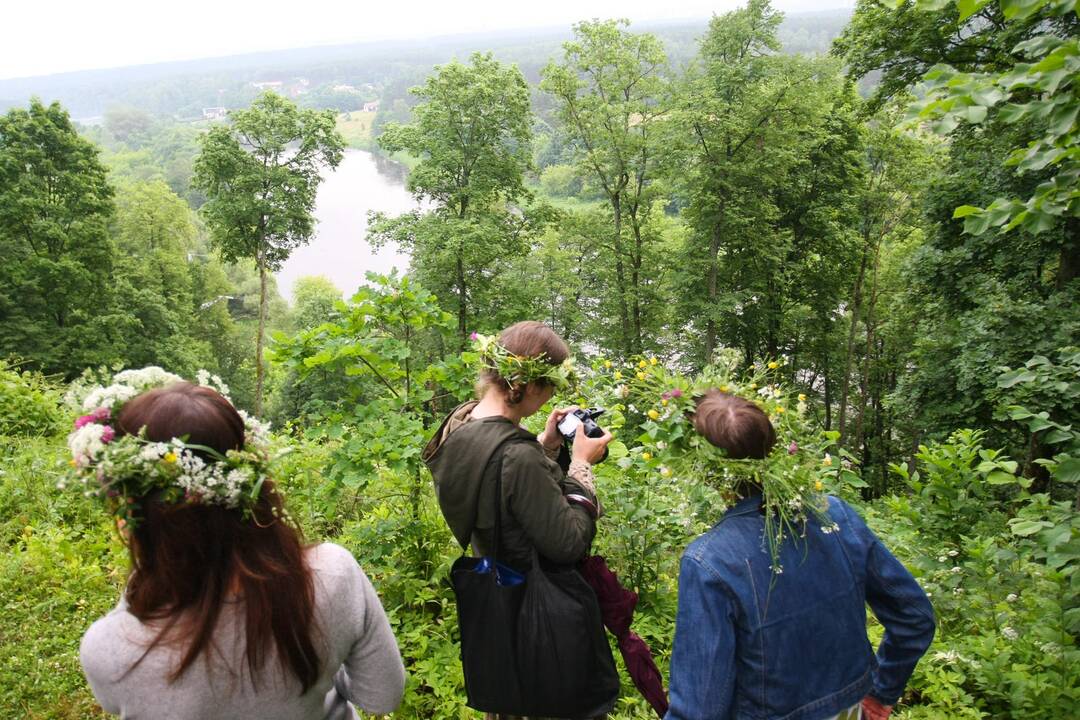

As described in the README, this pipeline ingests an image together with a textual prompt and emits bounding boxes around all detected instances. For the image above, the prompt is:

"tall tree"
[372,52,533,345]
[110,179,212,375]
[0,99,120,375]
[673,0,853,366]
[193,91,344,414]
[838,0,1080,456]
[542,20,670,357]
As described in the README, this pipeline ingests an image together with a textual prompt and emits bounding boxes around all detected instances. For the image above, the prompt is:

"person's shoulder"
[306,542,363,578]
[80,604,141,681]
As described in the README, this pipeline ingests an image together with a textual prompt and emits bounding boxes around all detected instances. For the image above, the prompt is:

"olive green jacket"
[422,402,598,570]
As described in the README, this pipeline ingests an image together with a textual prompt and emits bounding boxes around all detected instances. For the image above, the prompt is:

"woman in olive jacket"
[422,321,612,718]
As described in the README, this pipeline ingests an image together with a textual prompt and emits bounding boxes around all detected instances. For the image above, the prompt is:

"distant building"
[332,83,361,94]
[202,107,227,120]
[252,80,284,90]
[362,100,380,113]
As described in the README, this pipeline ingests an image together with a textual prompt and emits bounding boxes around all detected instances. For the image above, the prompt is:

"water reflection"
[275,149,416,302]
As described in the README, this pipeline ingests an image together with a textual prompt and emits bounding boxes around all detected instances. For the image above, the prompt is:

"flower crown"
[601,351,857,574]
[471,332,577,393]
[63,367,274,527]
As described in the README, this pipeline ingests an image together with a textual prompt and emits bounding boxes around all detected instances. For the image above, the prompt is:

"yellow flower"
[798,393,807,402]
[660,467,672,478]
[604,360,613,369]
[749,383,758,390]
[768,361,778,369]
[614,371,623,380]
[822,454,833,467]
[638,360,647,369]
[642,452,652,461]
[68,458,77,467]
[661,398,669,406]
[720,384,729,392]
[648,409,660,420]
[649,357,658,365]
[637,372,646,381]
[814,480,824,492]
[164,452,178,464]
[776,406,785,414]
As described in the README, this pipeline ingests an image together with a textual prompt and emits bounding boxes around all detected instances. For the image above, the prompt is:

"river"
[274,149,417,302]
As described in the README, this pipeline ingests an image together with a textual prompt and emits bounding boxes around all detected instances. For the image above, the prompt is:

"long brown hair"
[117,382,320,693]
[478,321,569,404]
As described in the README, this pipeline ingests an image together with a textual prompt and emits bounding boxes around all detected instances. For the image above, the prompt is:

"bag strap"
[489,435,522,564]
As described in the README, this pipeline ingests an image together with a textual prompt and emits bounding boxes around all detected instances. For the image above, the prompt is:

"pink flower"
[100,426,115,443]
[469,331,479,341]
[74,407,111,429]
[670,388,683,398]
[788,441,799,455]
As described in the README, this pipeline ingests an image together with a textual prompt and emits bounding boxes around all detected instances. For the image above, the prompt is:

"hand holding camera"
[558,407,612,465]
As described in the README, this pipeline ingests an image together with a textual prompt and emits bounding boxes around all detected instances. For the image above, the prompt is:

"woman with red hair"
[72,375,404,719]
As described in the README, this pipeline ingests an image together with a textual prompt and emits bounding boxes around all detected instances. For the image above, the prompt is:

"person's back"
[666,389,935,720]
[68,372,404,719]
[81,543,403,720]
[672,494,934,719]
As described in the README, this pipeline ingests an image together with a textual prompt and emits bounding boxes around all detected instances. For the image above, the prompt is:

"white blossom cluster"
[196,369,231,399]
[68,423,112,466]
[64,366,275,517]
[79,367,184,411]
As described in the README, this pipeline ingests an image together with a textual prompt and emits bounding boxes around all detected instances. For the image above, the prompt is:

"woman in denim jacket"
[666,391,935,720]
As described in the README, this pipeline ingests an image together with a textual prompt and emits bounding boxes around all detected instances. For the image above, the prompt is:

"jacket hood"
[423,401,535,548]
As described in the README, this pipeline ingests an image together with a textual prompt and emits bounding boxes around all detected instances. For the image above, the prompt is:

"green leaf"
[1054,457,1080,484]
[986,470,1017,485]
[998,103,1030,124]
[1010,518,1053,536]
[957,0,992,21]
[997,368,1037,388]
[953,205,984,218]
[1043,428,1074,444]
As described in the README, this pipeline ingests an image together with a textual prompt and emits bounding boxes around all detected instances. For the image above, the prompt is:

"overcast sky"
[2,0,854,80]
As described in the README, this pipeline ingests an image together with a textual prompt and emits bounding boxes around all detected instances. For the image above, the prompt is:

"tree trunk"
[255,252,268,417]
[611,194,631,357]
[630,219,644,355]
[456,252,467,349]
[705,221,722,364]
[838,242,870,447]
[822,323,833,431]
[1059,216,1079,290]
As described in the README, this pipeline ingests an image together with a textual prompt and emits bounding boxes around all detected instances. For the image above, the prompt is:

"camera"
[558,407,607,442]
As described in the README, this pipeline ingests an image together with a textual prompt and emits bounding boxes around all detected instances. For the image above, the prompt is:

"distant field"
[337,110,376,148]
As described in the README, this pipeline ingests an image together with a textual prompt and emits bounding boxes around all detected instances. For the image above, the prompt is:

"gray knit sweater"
[80,543,405,719]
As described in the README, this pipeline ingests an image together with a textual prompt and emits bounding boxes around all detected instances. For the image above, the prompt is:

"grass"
[336,110,376,149]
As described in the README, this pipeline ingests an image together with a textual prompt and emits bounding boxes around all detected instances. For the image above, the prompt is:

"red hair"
[117,382,320,693]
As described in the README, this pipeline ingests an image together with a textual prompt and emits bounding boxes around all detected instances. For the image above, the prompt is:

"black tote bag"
[449,439,619,718]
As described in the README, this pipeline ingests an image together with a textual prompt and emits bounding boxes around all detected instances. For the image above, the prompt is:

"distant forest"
[0,9,852,121]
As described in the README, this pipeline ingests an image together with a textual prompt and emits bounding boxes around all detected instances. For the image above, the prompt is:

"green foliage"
[877,425,1080,717]
[0,362,64,437]
[193,91,346,413]
[375,53,535,344]
[0,99,124,376]
[908,3,1079,236]
[542,19,671,357]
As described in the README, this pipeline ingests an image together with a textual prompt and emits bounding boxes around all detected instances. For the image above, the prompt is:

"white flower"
[938,556,947,563]
[1006,593,1018,603]
[1002,626,1019,641]
[950,566,962,574]
[68,423,110,463]
[948,549,959,557]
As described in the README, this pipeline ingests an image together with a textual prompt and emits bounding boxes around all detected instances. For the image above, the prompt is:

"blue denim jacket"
[666,495,935,720]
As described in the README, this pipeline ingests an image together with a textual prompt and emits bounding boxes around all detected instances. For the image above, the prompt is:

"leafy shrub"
[0,361,64,437]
